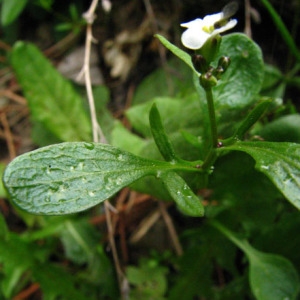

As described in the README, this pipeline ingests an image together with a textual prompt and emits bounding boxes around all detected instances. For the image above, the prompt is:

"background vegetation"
[1,0,300,299]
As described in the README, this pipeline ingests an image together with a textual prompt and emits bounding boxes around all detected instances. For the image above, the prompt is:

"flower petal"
[214,19,237,34]
[202,12,223,26]
[181,27,210,49]
[180,18,203,29]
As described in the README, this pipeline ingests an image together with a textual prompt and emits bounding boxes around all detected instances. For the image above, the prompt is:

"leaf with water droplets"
[224,141,300,210]
[161,171,204,217]
[3,142,201,215]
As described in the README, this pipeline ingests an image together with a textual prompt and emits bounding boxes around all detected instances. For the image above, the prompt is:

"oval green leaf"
[3,142,171,215]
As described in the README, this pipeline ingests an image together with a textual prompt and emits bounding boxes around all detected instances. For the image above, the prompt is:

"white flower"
[181,12,237,50]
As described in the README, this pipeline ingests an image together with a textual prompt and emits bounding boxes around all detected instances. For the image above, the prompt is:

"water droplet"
[156,171,162,178]
[116,178,123,185]
[89,191,95,197]
[117,154,124,161]
[77,162,84,170]
[261,165,269,170]
[82,177,87,183]
[84,142,95,150]
[70,166,75,171]
[44,197,51,203]
[176,191,181,195]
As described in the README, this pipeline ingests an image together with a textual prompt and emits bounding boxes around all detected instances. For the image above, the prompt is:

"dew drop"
[116,178,123,185]
[156,171,162,178]
[77,162,84,170]
[70,166,75,171]
[84,142,95,150]
[44,197,51,203]
[261,165,269,170]
[117,154,124,161]
[89,191,95,197]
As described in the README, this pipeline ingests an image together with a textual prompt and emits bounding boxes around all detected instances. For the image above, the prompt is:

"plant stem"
[204,87,218,148]
[201,86,218,171]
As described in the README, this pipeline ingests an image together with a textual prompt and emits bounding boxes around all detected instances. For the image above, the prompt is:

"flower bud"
[200,72,218,89]
[217,56,231,72]
[192,54,208,73]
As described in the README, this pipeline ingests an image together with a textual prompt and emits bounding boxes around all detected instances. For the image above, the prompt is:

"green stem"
[204,87,218,148]
[201,86,218,171]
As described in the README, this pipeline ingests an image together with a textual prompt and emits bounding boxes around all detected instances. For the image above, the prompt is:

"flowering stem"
[201,86,218,171]
[204,87,218,148]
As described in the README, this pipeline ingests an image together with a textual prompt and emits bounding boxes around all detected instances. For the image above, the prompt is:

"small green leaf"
[155,34,198,74]
[10,42,91,142]
[1,0,28,26]
[3,142,201,215]
[149,103,178,162]
[161,171,204,217]
[212,221,300,300]
[224,141,300,210]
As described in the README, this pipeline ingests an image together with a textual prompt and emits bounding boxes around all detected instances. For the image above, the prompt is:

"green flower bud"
[200,72,218,89]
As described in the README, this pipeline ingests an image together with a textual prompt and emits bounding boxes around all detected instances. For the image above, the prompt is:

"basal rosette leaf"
[224,141,300,210]
[10,42,91,142]
[3,142,202,215]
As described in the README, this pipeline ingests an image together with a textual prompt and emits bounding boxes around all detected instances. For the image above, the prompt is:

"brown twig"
[0,89,27,105]
[80,0,106,144]
[12,283,40,300]
[0,112,16,160]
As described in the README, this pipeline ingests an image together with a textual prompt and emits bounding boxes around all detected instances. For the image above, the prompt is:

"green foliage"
[3,142,203,215]
[0,214,116,299]
[225,141,300,210]
[10,42,92,142]
[1,0,28,26]
[2,3,300,298]
[212,221,300,300]
[127,258,168,299]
